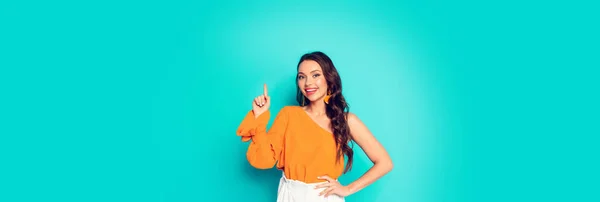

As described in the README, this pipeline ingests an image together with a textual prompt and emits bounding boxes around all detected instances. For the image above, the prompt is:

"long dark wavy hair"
[296,51,354,173]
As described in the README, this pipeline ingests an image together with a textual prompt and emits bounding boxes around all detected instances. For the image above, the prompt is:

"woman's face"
[297,60,329,102]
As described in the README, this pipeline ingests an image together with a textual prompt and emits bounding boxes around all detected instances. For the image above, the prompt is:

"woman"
[237,51,393,201]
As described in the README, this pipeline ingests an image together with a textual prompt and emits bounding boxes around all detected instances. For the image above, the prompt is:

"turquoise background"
[1,0,598,201]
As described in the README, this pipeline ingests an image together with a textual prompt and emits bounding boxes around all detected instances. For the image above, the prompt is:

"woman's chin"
[308,98,323,103]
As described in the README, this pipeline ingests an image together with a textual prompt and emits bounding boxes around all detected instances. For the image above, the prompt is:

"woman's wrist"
[346,182,359,195]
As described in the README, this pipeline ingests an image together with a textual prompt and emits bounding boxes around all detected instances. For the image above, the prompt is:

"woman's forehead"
[298,60,322,73]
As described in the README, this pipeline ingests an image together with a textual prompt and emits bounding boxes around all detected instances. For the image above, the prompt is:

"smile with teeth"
[305,88,318,96]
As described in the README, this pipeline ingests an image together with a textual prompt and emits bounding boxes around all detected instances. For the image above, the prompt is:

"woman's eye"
[297,75,305,80]
[313,74,320,78]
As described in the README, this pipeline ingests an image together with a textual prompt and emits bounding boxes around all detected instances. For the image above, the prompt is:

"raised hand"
[252,84,270,118]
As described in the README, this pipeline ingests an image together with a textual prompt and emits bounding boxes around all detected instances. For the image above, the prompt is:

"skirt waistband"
[277,172,345,202]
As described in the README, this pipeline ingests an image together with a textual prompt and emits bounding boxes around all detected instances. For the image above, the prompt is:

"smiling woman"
[236,51,394,202]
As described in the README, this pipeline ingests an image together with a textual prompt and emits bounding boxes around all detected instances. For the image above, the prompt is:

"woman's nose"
[305,78,314,86]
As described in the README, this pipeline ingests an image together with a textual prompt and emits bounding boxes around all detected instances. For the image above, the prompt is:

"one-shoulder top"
[237,106,345,183]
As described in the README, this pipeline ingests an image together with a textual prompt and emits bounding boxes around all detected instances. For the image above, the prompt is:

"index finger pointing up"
[263,83,268,96]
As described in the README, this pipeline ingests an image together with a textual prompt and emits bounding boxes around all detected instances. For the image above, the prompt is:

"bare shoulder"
[346,112,368,134]
[345,111,378,147]
[346,112,361,125]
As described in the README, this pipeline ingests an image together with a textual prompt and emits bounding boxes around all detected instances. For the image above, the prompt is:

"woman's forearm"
[347,160,393,195]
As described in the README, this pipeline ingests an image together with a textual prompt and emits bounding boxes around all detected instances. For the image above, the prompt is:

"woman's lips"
[305,88,317,96]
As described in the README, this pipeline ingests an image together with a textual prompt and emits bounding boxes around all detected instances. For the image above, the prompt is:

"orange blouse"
[236,106,345,183]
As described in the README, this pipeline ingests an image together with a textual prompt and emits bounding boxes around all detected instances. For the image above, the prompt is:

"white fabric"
[277,173,345,202]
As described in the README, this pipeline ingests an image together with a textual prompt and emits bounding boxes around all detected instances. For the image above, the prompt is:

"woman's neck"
[306,100,327,116]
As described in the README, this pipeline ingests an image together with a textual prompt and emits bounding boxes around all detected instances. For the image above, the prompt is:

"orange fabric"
[237,106,345,183]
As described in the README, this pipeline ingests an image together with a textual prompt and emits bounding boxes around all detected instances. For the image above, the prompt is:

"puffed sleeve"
[236,107,288,169]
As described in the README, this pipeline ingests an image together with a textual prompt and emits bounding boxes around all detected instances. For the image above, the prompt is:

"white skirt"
[277,173,345,202]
